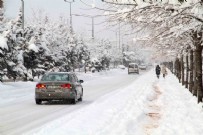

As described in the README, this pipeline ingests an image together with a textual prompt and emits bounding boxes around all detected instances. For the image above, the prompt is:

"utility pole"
[115,31,118,48]
[69,2,72,31]
[21,0,24,29]
[118,20,121,53]
[0,0,3,22]
[64,0,75,33]
[92,17,94,39]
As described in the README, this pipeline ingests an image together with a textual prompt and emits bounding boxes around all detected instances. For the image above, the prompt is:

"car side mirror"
[79,80,84,83]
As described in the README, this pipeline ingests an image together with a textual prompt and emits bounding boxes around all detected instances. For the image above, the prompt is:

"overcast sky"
[4,0,116,40]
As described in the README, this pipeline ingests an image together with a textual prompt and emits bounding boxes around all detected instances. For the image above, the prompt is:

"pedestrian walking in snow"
[162,65,167,78]
[155,65,161,79]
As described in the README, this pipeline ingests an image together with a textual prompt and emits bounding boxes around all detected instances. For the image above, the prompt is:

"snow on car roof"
[45,72,74,75]
[129,63,138,65]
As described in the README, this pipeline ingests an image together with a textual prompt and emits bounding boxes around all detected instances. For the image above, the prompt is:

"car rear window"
[41,74,69,81]
[129,65,134,68]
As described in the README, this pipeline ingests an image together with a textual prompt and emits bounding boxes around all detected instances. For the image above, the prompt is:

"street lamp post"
[64,0,75,33]
[21,0,24,29]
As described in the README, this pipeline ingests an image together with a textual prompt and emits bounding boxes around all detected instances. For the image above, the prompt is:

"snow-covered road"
[0,69,143,135]
[1,68,203,135]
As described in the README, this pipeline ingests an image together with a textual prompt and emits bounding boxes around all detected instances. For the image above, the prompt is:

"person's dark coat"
[155,65,161,75]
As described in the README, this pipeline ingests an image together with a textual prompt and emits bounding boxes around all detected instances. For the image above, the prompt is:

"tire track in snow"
[144,82,162,135]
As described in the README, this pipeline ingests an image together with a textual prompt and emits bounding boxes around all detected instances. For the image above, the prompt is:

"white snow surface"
[24,69,203,135]
[1,69,203,135]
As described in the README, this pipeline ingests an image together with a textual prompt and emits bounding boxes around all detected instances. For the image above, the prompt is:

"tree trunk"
[189,49,193,93]
[0,0,3,8]
[171,61,174,73]
[193,50,197,97]
[177,58,181,83]
[195,45,203,103]
[185,53,189,88]
[192,30,203,103]
[181,55,185,85]
[84,63,87,73]
[175,58,180,80]
[174,59,177,77]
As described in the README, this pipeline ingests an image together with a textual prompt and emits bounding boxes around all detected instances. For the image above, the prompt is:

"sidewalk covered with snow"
[24,69,203,135]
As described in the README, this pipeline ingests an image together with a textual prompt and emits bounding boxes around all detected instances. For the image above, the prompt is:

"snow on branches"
[102,0,203,59]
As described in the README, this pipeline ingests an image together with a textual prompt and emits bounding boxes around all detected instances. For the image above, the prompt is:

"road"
[0,69,146,135]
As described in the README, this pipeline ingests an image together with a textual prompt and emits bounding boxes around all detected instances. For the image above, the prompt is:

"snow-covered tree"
[23,27,51,80]
[77,38,90,71]
[5,9,27,80]
[102,0,203,102]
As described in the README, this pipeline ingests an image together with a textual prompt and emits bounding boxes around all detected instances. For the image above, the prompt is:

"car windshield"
[41,74,69,81]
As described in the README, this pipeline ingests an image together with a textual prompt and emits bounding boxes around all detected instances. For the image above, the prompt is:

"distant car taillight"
[36,83,46,89]
[61,83,72,89]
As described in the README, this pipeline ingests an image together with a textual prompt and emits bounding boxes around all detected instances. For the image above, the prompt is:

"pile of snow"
[153,74,203,135]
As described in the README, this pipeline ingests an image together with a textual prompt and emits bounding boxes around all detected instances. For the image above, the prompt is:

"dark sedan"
[35,72,84,105]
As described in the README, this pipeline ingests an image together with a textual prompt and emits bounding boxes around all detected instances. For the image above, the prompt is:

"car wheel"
[35,99,42,105]
[72,91,77,104]
[78,90,83,102]
[78,96,83,101]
